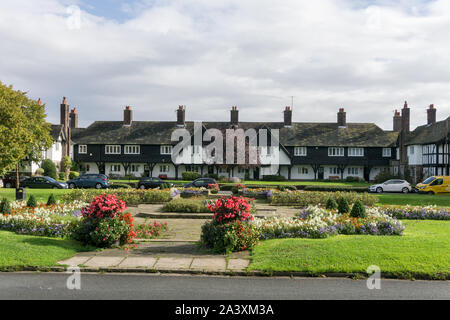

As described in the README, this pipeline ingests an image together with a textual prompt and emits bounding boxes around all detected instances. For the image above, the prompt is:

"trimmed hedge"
[269,191,378,207]
[182,171,200,181]
[303,185,369,193]
[60,189,172,205]
[162,198,210,213]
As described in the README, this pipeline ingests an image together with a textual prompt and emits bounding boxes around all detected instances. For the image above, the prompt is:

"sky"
[0,0,449,130]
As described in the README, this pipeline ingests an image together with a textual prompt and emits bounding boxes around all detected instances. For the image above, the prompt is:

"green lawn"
[0,188,70,203]
[0,231,95,269]
[375,193,450,207]
[249,220,450,279]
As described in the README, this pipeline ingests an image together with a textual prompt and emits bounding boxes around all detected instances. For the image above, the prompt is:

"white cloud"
[0,0,449,130]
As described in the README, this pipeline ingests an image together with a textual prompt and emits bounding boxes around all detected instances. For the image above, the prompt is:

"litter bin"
[16,187,26,201]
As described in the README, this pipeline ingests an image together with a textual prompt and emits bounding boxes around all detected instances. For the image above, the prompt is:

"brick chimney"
[69,108,78,129]
[177,105,185,127]
[37,98,42,105]
[230,106,239,126]
[427,104,436,125]
[393,110,402,132]
[60,97,69,128]
[123,106,133,126]
[337,108,346,128]
[401,101,410,133]
[284,106,292,127]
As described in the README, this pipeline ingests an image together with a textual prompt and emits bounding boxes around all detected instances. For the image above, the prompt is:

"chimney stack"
[231,106,239,126]
[284,106,292,127]
[37,98,42,105]
[427,104,436,125]
[393,110,402,132]
[60,97,69,128]
[401,101,410,133]
[123,106,133,126]
[337,108,346,128]
[177,105,186,127]
[69,108,78,129]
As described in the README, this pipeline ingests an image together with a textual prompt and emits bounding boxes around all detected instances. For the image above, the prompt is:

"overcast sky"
[0,0,449,130]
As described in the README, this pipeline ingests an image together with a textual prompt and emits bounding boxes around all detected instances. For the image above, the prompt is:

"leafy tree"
[42,159,57,179]
[0,82,53,188]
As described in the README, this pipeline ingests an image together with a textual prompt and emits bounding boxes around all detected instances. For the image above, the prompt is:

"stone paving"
[58,201,294,273]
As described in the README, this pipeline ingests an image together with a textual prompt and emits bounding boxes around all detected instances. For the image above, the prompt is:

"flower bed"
[60,189,173,205]
[254,206,404,240]
[239,188,274,199]
[135,221,169,239]
[181,188,209,198]
[269,191,378,207]
[381,205,450,220]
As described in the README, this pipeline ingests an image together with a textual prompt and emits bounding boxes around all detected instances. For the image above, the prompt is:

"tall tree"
[0,81,53,188]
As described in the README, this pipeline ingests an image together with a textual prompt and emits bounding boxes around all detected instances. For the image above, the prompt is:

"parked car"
[2,175,30,188]
[369,179,412,194]
[21,176,68,189]
[158,174,168,180]
[415,176,450,194]
[184,178,217,188]
[67,174,110,189]
[138,177,174,189]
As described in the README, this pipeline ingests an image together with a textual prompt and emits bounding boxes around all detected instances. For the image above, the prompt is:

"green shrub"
[278,185,286,192]
[69,171,80,179]
[269,191,378,207]
[374,171,398,184]
[0,198,11,214]
[162,198,210,213]
[337,197,350,214]
[262,175,286,181]
[205,173,218,180]
[41,159,57,179]
[210,189,219,194]
[58,172,66,180]
[27,195,38,208]
[350,200,367,218]
[60,189,172,205]
[35,168,44,176]
[47,194,57,205]
[201,220,259,254]
[182,171,200,181]
[109,183,132,189]
[231,186,239,194]
[325,197,338,210]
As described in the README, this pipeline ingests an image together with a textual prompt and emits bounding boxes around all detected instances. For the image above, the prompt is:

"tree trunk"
[16,163,20,189]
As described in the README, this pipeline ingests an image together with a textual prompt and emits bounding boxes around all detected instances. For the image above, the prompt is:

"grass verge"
[375,193,450,207]
[248,220,450,280]
[0,230,95,269]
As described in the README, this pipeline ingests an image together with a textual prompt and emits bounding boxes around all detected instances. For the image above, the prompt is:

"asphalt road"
[0,273,448,300]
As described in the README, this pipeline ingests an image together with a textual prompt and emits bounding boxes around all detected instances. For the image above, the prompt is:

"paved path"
[1,273,448,300]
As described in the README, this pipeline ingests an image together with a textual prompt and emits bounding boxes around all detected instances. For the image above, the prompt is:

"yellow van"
[416,176,450,194]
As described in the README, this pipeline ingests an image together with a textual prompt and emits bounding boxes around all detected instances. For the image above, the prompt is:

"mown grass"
[248,220,450,279]
[0,231,95,268]
[375,193,450,207]
[0,189,70,203]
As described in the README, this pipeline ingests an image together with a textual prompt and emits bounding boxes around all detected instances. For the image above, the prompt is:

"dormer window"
[78,145,87,154]
[382,148,392,157]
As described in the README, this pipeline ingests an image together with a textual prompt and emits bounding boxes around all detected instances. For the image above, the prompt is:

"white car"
[369,179,412,194]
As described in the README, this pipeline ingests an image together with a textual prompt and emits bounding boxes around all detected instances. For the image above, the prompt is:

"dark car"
[67,174,110,189]
[21,176,68,189]
[184,178,217,188]
[2,175,30,188]
[138,177,174,189]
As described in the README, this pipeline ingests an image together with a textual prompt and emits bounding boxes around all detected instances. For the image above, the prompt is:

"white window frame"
[105,145,121,154]
[348,147,364,157]
[124,145,140,155]
[130,164,140,172]
[328,147,344,157]
[382,148,392,157]
[159,165,169,173]
[294,147,307,157]
[110,164,121,172]
[78,145,87,154]
[298,167,308,174]
[161,145,173,155]
[408,146,415,155]
[329,167,339,174]
[347,167,359,175]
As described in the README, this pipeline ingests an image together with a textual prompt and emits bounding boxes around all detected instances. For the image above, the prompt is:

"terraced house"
[67,99,405,182]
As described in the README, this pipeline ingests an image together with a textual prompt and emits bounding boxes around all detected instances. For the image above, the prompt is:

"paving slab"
[227,259,250,271]
[191,258,227,271]
[118,257,157,268]
[84,256,125,268]
[154,257,193,270]
[57,256,91,267]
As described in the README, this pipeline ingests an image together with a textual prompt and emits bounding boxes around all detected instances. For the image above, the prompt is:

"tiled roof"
[406,117,450,145]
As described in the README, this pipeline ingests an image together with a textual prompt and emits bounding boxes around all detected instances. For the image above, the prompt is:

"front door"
[318,167,324,180]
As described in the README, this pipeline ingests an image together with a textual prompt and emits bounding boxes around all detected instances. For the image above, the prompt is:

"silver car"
[369,179,412,194]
